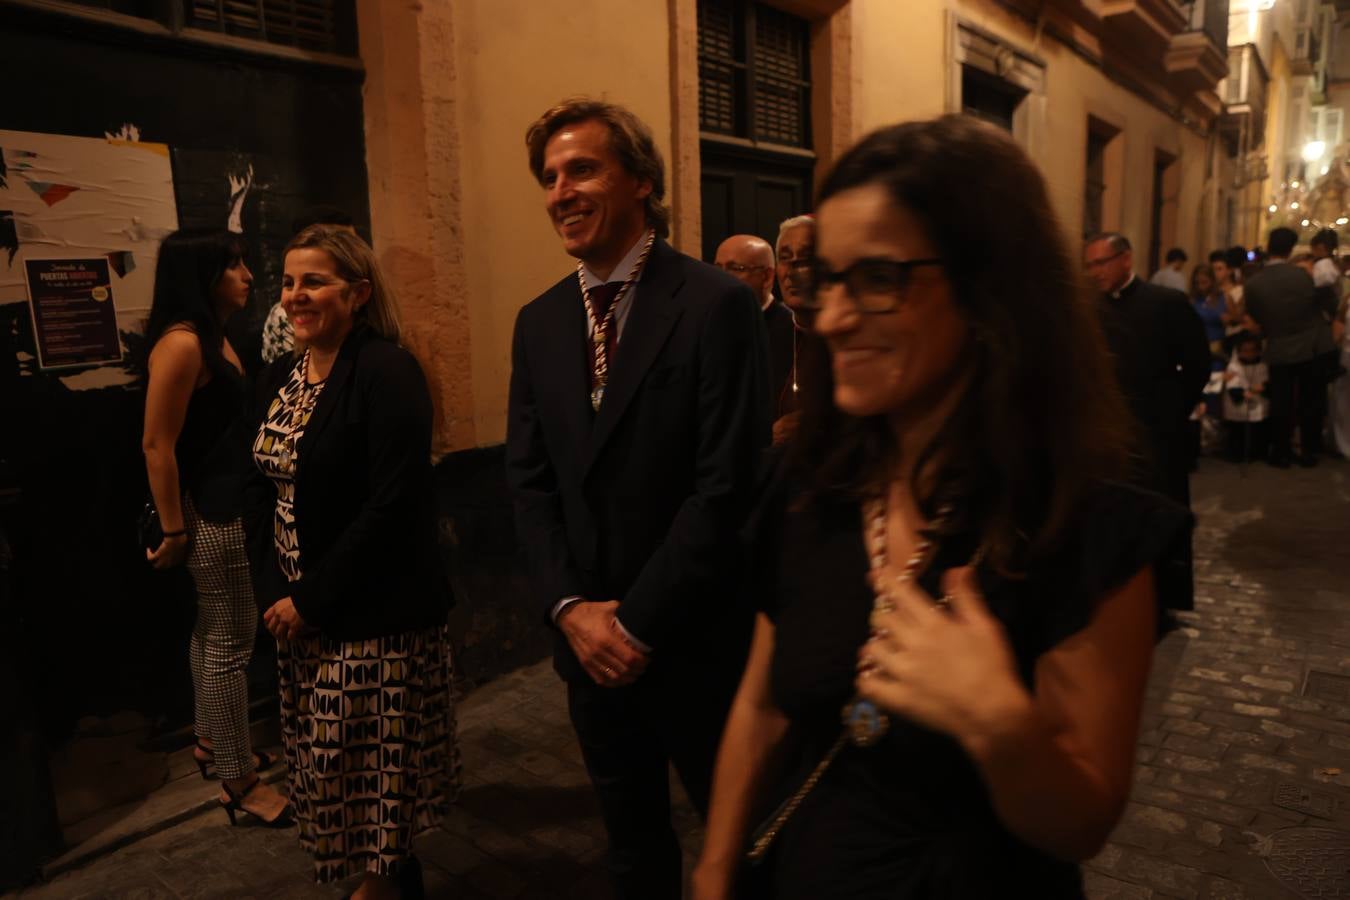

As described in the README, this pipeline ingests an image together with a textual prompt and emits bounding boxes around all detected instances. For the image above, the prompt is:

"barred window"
[185,0,357,55]
[698,0,812,149]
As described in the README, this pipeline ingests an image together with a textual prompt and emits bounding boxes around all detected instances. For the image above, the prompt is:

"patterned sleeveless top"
[252,350,326,582]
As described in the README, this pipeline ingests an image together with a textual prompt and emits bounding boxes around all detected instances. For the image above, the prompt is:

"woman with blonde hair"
[244,226,459,899]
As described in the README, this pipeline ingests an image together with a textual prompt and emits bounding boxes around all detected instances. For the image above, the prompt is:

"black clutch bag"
[137,500,163,552]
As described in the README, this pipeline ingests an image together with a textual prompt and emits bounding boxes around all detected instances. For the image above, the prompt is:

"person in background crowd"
[1190,264,1228,366]
[1310,228,1343,300]
[245,226,458,899]
[1084,231,1209,619]
[1209,249,1249,335]
[1243,226,1339,468]
[693,115,1186,900]
[1292,251,1316,277]
[715,234,795,416]
[775,215,815,314]
[260,206,360,365]
[1150,246,1188,291]
[506,98,768,900]
[771,215,817,443]
[1223,332,1271,463]
[1331,287,1350,456]
[141,229,292,829]
[1188,264,1228,463]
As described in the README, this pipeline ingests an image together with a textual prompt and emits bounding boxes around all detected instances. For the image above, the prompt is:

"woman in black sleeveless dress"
[693,117,1190,899]
[142,228,291,827]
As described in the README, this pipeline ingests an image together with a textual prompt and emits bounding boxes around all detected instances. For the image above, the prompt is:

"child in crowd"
[1223,332,1270,462]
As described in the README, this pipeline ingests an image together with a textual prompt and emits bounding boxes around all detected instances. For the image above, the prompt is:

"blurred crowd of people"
[1150,230,1350,468]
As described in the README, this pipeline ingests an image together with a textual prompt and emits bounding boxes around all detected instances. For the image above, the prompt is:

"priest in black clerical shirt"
[1084,232,1211,615]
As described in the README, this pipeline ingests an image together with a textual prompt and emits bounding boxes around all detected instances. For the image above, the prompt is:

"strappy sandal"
[220,777,294,828]
[193,739,278,780]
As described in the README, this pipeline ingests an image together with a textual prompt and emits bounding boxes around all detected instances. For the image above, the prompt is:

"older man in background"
[715,234,794,416]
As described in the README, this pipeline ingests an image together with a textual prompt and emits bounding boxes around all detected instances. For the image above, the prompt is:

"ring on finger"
[603,665,616,678]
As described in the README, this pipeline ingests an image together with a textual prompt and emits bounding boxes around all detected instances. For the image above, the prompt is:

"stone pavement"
[9,459,1350,900]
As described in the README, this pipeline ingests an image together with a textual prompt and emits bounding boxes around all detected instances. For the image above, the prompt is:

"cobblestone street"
[10,460,1350,900]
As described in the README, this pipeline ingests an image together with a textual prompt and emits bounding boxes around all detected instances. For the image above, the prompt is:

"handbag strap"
[746,730,848,862]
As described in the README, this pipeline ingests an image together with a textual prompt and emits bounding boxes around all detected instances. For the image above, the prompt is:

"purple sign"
[24,257,123,369]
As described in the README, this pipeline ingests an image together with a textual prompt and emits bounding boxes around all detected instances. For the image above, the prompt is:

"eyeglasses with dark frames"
[717,262,771,274]
[796,257,944,322]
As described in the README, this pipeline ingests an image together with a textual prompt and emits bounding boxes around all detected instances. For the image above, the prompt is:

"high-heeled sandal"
[193,740,278,780]
[220,777,294,828]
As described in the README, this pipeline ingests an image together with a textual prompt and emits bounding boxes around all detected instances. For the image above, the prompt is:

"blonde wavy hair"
[284,225,402,344]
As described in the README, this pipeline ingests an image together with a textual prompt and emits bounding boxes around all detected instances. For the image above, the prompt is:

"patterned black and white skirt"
[277,624,460,883]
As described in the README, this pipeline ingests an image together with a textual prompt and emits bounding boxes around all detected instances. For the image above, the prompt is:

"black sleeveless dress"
[176,360,249,522]
[753,473,1190,899]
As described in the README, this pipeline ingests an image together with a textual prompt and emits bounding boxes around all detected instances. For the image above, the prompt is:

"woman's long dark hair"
[144,228,247,374]
[793,115,1131,571]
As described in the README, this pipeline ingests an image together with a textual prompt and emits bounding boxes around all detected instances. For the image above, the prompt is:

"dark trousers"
[567,667,736,900]
[1268,359,1327,460]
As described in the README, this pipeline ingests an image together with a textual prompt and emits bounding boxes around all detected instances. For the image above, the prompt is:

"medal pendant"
[842,698,890,747]
[590,386,604,411]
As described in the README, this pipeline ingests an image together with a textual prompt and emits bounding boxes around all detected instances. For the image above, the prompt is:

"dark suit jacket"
[242,325,452,641]
[1242,261,1337,366]
[1099,277,1211,448]
[506,239,770,684]
[764,300,797,417]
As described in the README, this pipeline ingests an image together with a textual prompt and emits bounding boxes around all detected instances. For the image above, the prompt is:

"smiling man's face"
[540,118,651,274]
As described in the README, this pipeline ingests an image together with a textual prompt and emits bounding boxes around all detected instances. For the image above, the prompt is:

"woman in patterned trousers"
[244,225,459,900]
[142,228,292,827]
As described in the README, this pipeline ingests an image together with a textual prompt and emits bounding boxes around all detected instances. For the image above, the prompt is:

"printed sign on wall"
[0,129,178,388]
[24,257,122,368]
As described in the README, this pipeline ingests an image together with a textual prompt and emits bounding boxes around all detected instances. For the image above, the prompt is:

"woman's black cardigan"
[242,325,453,641]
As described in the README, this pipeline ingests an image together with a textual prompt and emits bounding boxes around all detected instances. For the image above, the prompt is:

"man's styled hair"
[1312,228,1339,252]
[525,98,670,239]
[1267,227,1299,258]
[1208,249,1227,265]
[776,214,815,248]
[1165,247,1188,264]
[1085,232,1132,254]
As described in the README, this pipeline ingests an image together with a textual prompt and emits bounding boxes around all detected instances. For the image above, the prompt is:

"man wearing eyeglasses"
[1084,232,1210,622]
[715,234,795,416]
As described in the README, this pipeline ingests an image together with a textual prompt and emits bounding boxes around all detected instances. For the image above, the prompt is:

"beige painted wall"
[852,0,1212,269]
[852,0,948,131]
[449,0,674,446]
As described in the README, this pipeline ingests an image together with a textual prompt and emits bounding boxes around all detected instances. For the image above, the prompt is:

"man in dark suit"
[507,98,770,900]
[714,233,795,415]
[1084,233,1210,614]
[1243,226,1339,467]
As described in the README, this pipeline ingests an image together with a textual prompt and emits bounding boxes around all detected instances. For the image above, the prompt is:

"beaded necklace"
[842,493,948,746]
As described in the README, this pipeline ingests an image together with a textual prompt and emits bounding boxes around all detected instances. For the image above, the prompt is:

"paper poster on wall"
[0,129,178,389]
[24,258,123,369]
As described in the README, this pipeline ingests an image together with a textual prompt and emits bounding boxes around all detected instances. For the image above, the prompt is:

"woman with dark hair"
[141,228,292,827]
[692,116,1189,899]
[245,226,458,899]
